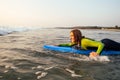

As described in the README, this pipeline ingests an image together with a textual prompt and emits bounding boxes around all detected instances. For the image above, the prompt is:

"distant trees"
[115,25,120,29]
[56,25,120,29]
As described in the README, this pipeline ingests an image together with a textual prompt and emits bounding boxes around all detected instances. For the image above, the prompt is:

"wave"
[0,26,41,36]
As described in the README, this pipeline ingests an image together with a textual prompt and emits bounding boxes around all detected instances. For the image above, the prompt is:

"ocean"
[0,27,120,80]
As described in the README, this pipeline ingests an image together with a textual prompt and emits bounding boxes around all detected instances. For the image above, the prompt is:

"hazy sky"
[0,0,120,27]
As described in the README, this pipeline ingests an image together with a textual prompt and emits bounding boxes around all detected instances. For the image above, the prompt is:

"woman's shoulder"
[82,38,93,41]
[82,38,97,43]
[81,38,90,43]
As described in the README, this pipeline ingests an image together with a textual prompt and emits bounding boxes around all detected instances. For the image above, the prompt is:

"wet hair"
[70,29,84,45]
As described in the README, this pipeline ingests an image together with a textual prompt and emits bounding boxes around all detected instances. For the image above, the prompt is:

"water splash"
[68,54,110,62]
[89,56,110,62]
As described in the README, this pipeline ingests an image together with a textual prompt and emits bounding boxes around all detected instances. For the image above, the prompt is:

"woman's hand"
[89,52,99,58]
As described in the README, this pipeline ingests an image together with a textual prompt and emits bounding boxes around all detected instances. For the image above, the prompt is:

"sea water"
[0,27,120,80]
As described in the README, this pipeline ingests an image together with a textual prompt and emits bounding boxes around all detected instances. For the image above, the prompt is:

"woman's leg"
[101,38,120,51]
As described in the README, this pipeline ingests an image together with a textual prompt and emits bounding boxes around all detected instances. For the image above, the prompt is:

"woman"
[58,29,120,58]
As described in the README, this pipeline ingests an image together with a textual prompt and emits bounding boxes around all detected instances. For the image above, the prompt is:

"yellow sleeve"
[81,38,104,54]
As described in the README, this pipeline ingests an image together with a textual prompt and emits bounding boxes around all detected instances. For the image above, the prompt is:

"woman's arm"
[58,43,75,47]
[96,42,104,54]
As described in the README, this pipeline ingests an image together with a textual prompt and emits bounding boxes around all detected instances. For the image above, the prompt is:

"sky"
[0,0,120,27]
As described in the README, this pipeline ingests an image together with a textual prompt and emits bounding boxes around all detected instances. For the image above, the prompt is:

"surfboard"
[43,45,120,55]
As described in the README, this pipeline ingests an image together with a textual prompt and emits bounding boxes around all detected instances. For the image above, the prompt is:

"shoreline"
[55,26,120,31]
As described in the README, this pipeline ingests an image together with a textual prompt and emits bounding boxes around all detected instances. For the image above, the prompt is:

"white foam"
[31,67,36,70]
[4,65,18,70]
[65,68,75,74]
[11,66,18,70]
[68,56,90,61]
[89,56,110,62]
[0,76,3,78]
[4,70,9,73]
[35,71,42,75]
[44,66,54,70]
[69,55,110,62]
[71,74,82,77]
[37,65,44,69]
[65,68,82,77]
[17,77,21,80]
[5,65,10,69]
[36,72,48,79]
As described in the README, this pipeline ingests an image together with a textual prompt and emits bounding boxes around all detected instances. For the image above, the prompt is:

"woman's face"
[70,32,75,43]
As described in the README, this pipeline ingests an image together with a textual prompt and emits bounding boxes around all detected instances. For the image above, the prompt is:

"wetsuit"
[101,38,120,51]
[59,38,120,55]
[58,38,104,55]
